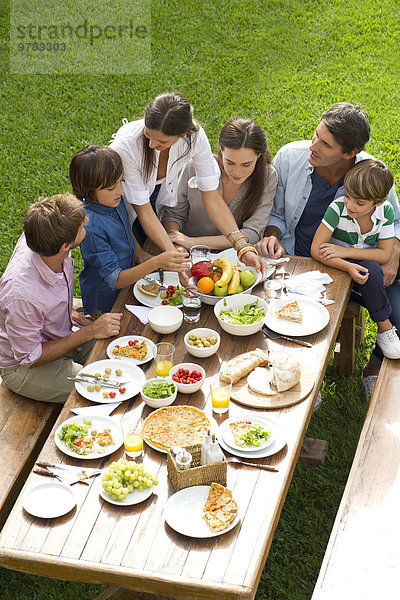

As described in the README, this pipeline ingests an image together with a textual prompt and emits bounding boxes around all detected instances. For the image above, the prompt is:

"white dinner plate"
[106,335,156,366]
[165,485,240,538]
[217,416,286,459]
[55,414,123,459]
[264,296,329,336]
[75,359,145,403]
[23,482,76,518]
[99,480,154,506]
[133,271,182,308]
[220,416,275,452]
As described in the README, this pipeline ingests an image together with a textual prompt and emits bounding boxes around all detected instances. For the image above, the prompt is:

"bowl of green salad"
[214,294,268,336]
[141,377,177,408]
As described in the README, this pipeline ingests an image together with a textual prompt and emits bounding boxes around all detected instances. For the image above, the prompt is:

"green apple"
[213,282,229,296]
[235,284,244,294]
[240,269,256,288]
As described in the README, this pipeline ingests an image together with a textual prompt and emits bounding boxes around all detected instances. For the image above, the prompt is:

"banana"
[227,267,240,294]
[212,257,234,288]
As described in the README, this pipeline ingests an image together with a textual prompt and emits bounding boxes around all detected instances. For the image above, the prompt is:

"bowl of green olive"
[184,328,220,358]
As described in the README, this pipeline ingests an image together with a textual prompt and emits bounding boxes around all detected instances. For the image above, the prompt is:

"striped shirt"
[322,197,395,249]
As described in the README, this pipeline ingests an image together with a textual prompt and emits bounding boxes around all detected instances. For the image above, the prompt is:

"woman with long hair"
[110,93,265,272]
[161,118,277,250]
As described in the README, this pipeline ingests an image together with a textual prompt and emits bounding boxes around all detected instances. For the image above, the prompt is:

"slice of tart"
[275,300,302,323]
[137,283,160,297]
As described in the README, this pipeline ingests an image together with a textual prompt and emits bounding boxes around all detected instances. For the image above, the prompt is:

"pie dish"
[143,405,211,453]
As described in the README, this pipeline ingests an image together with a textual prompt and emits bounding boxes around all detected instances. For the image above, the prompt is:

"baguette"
[220,348,269,384]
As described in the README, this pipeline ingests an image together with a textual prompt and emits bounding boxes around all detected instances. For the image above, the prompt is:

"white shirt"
[110,119,220,224]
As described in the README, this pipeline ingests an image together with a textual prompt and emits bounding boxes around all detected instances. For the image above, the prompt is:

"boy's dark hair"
[321,102,370,153]
[69,145,123,204]
[24,193,86,256]
[344,159,394,204]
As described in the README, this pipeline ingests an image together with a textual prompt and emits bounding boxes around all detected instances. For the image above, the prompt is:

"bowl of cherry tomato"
[169,363,206,394]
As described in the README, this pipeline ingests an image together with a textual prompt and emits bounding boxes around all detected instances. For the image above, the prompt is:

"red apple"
[190,260,213,279]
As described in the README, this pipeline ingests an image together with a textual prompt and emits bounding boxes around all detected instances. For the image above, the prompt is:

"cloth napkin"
[71,402,122,416]
[125,305,152,324]
[285,270,333,301]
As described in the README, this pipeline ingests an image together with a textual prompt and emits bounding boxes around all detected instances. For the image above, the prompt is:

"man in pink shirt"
[0,193,122,403]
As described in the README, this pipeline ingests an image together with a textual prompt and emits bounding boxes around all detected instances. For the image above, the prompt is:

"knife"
[67,376,126,389]
[35,462,101,485]
[262,324,313,348]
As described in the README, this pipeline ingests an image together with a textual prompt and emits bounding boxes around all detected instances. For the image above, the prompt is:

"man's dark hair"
[321,102,370,154]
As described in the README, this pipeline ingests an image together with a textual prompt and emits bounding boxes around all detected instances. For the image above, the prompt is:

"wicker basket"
[167,444,227,491]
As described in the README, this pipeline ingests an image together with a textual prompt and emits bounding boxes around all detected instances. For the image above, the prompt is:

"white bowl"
[169,363,206,394]
[214,293,268,336]
[148,305,183,334]
[140,377,177,408]
[184,328,220,358]
[189,266,262,305]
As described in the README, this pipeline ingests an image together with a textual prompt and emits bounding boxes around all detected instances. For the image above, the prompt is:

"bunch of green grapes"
[102,458,158,501]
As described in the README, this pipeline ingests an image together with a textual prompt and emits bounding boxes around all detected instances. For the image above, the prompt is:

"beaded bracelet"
[232,235,247,250]
[226,230,241,239]
[238,245,259,260]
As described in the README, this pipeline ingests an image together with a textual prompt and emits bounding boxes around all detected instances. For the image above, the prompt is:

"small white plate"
[55,414,123,459]
[165,485,240,537]
[99,481,154,506]
[106,335,155,365]
[264,296,329,336]
[23,482,76,518]
[218,416,286,459]
[221,417,274,452]
[133,272,182,308]
[75,359,145,403]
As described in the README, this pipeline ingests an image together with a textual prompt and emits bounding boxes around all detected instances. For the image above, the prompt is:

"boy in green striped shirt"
[311,159,400,359]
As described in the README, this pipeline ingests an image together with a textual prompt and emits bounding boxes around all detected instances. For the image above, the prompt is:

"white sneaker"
[376,327,400,359]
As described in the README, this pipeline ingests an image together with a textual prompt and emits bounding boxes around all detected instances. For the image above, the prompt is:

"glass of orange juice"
[154,342,175,376]
[121,413,144,461]
[210,374,232,414]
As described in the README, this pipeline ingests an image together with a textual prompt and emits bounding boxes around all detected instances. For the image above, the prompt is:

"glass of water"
[181,288,202,323]
[264,279,283,300]
[190,245,211,264]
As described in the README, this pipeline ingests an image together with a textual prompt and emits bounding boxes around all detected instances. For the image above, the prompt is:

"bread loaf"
[220,348,269,384]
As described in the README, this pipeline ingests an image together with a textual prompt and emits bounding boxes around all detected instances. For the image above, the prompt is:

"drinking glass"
[264,279,283,300]
[210,374,232,414]
[190,245,211,264]
[154,342,175,376]
[181,288,202,323]
[121,413,144,461]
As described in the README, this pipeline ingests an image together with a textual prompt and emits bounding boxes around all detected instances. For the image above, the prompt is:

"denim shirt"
[267,141,400,255]
[79,200,135,314]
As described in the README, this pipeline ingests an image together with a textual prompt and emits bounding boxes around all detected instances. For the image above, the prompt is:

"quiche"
[143,406,210,450]
[203,483,238,532]
[137,283,160,297]
[112,340,148,361]
[275,300,302,323]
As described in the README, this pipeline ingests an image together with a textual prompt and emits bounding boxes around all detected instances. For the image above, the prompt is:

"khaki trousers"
[0,341,94,404]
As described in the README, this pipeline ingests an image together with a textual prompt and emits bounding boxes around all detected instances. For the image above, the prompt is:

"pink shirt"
[0,234,74,369]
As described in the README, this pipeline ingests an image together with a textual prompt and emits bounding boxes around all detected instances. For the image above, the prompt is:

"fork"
[158,268,167,292]
[262,323,312,348]
[226,456,278,472]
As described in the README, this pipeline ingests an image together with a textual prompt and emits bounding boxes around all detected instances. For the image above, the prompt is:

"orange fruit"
[212,271,222,282]
[197,276,215,295]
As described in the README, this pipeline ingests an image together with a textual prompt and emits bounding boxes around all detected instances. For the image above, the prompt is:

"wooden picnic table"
[0,256,352,600]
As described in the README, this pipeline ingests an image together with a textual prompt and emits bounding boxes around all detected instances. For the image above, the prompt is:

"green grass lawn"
[1,0,399,598]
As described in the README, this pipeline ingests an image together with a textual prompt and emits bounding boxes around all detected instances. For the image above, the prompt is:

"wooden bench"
[311,358,400,599]
[0,377,61,524]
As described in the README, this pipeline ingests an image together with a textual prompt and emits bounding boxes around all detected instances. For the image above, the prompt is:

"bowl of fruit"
[214,293,268,336]
[190,256,262,305]
[184,328,220,358]
[169,363,206,394]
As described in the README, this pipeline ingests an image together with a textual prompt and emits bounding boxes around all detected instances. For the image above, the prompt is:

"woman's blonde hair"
[24,193,86,256]
[344,159,394,204]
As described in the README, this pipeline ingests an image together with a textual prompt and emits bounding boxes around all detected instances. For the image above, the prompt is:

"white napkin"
[285,270,333,300]
[71,402,122,416]
[125,305,152,324]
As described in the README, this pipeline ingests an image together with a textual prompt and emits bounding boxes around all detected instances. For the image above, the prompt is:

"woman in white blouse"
[161,118,277,251]
[110,92,265,272]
